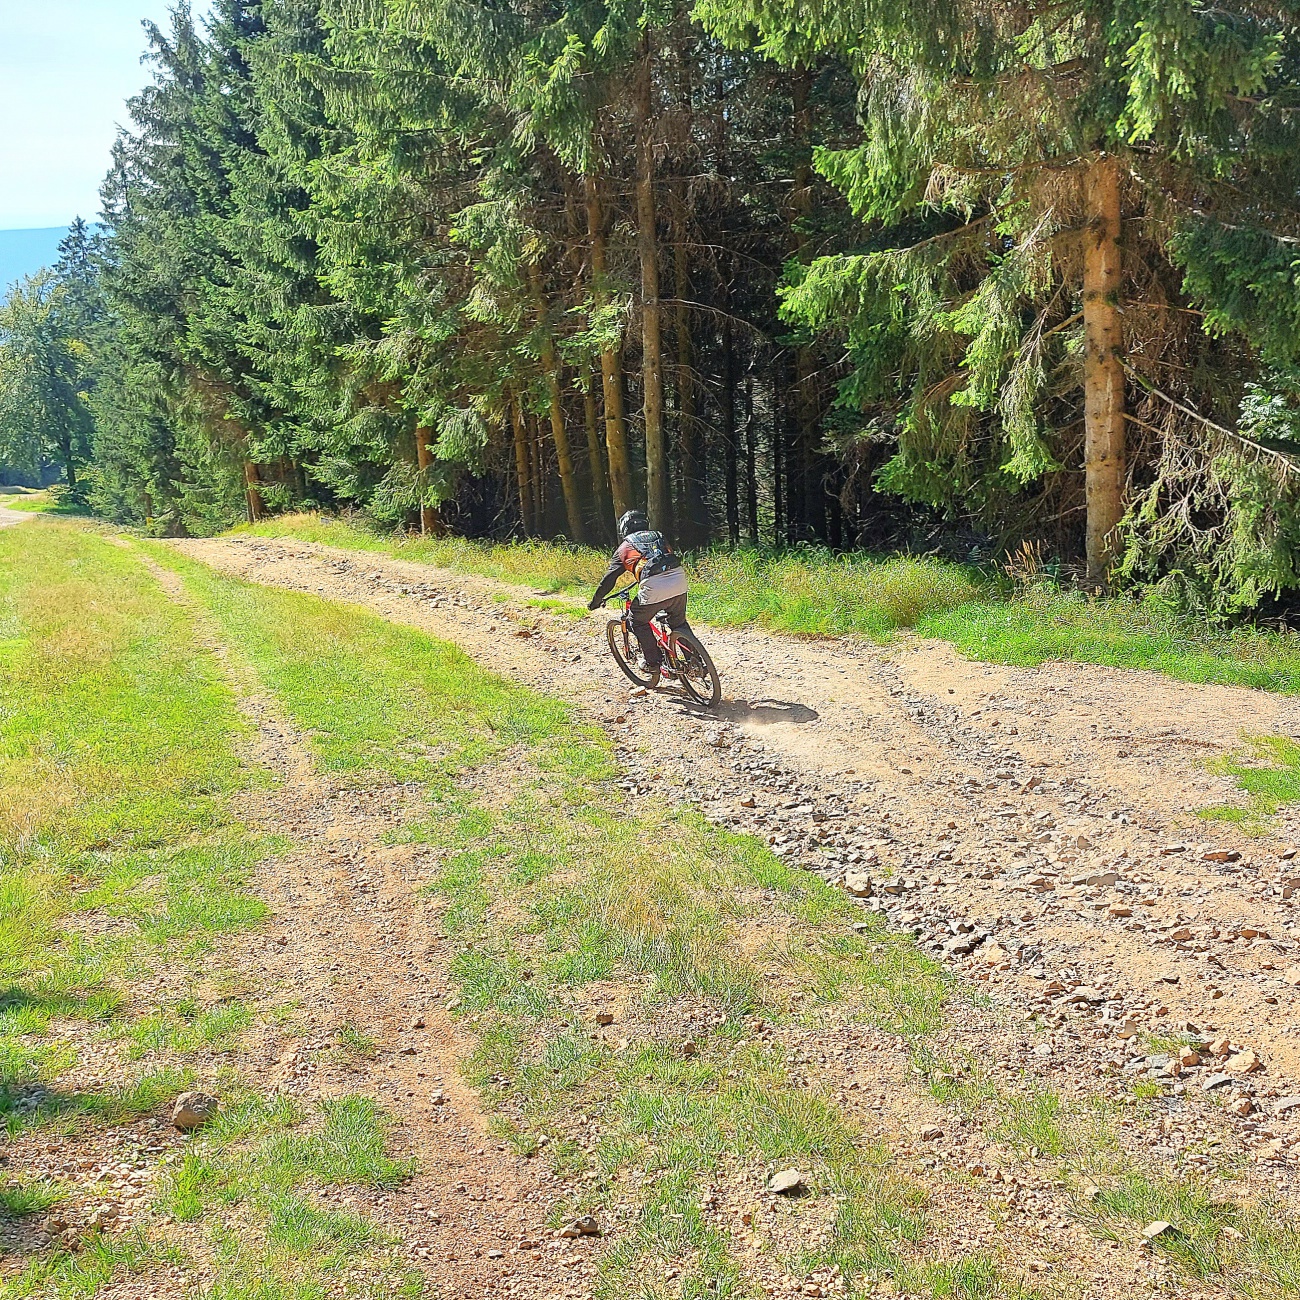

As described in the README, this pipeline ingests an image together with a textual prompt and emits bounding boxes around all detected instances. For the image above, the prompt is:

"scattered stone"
[630,686,650,699]
[1154,973,1179,985]
[1085,871,1119,888]
[487,1249,504,1259]
[916,1125,944,1142]
[981,943,1009,966]
[86,1205,119,1230]
[1108,904,1133,919]
[1202,1073,1233,1091]
[1283,966,1300,987]
[1160,844,1186,855]
[1178,1048,1201,1068]
[739,795,757,809]
[558,1216,601,1238]
[767,1168,805,1195]
[1209,1036,1232,1057]
[1142,1221,1177,1241]
[408,1016,426,1030]
[595,1012,615,1026]
[1274,1096,1300,1116]
[1061,986,1105,1004]
[944,932,985,956]
[171,1091,219,1131]
[1202,849,1241,863]
[1227,1049,1262,1074]
[1231,1097,1254,1117]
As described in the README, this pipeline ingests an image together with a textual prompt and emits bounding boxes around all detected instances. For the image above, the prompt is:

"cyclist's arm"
[588,555,625,609]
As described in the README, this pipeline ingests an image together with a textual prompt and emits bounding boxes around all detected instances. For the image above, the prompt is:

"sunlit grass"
[1200,734,1300,830]
[0,523,269,1137]
[1080,1170,1300,1297]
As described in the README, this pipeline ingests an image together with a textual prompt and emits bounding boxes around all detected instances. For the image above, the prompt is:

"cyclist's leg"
[661,593,691,638]
[630,601,666,670]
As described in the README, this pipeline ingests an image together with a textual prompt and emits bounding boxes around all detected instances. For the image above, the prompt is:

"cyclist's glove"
[587,597,601,611]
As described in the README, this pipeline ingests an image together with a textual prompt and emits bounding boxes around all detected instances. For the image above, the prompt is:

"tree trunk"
[671,49,704,544]
[769,369,782,545]
[583,367,613,540]
[243,460,265,523]
[415,426,439,536]
[529,264,585,542]
[529,410,546,527]
[585,172,631,523]
[791,69,823,540]
[61,435,77,490]
[673,187,704,543]
[1083,154,1126,586]
[635,33,668,529]
[722,316,739,544]
[744,375,759,540]
[510,400,533,534]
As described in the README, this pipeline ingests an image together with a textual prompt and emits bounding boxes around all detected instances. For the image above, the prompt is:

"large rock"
[842,871,873,898]
[172,1090,220,1131]
[767,1168,805,1195]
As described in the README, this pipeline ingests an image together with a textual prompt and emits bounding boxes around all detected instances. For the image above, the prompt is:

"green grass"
[235,512,1300,693]
[1200,734,1300,829]
[139,541,575,781]
[1081,1170,1300,1297]
[0,522,270,1134]
[0,1177,66,1216]
[923,586,1300,693]
[0,523,419,1300]
[0,488,88,516]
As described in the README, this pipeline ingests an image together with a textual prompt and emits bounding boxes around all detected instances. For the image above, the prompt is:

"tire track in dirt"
[172,534,1300,1175]
[144,554,599,1300]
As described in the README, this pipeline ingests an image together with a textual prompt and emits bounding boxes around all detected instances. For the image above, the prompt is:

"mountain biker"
[588,509,691,688]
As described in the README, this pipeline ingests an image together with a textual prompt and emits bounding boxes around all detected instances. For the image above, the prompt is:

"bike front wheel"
[670,631,721,707]
[606,618,659,688]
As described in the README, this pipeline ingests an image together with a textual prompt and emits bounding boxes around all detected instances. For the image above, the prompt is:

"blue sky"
[0,1,211,230]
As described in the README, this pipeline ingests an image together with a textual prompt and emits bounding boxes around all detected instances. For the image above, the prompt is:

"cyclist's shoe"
[647,667,662,689]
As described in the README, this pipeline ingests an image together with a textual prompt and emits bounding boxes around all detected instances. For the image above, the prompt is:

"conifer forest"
[3,0,1300,612]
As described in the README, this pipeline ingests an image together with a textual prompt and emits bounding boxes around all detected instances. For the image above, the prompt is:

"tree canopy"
[2,0,1298,613]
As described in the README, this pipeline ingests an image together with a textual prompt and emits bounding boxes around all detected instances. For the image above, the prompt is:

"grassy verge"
[0,490,83,516]
[233,513,1300,693]
[0,522,423,1299]
[0,521,263,1134]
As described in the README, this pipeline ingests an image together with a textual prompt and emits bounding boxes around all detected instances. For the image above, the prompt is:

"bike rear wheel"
[670,631,721,707]
[606,618,658,688]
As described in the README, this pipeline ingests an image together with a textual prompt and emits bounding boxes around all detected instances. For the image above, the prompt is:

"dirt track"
[174,532,1300,1165]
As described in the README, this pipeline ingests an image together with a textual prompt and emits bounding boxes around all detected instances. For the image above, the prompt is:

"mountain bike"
[600,584,721,707]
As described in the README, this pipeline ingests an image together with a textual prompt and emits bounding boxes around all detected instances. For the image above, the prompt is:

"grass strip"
[233,513,1300,694]
[0,521,423,1300]
[0,521,267,1134]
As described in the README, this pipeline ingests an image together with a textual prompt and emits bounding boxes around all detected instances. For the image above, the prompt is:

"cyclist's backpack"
[627,530,682,581]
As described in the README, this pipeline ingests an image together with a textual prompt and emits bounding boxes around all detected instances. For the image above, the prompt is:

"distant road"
[0,502,32,527]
